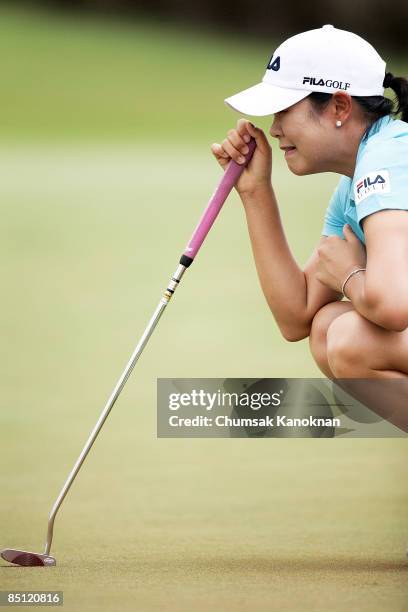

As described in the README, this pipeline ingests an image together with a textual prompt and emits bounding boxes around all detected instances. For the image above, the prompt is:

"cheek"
[295,128,314,147]
[285,137,319,175]
[297,133,326,163]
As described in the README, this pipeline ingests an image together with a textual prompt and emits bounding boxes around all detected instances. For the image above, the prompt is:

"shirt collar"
[355,114,393,168]
[361,114,392,144]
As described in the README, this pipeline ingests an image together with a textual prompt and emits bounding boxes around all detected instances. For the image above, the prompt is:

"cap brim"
[224,81,311,116]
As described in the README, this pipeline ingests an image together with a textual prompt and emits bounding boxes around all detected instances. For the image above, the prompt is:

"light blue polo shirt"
[322,115,408,244]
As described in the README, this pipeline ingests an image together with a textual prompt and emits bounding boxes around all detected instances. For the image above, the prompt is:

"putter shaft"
[44,263,187,555]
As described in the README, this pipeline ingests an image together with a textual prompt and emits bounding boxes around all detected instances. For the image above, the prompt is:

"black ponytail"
[308,71,408,125]
[384,72,408,122]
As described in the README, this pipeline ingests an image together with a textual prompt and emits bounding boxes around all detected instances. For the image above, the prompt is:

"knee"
[326,311,366,377]
[309,302,352,368]
[309,305,332,366]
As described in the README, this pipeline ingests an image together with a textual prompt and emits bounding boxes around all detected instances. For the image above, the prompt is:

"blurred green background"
[0,4,407,611]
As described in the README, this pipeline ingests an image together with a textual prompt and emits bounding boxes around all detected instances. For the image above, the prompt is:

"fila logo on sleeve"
[354,170,391,204]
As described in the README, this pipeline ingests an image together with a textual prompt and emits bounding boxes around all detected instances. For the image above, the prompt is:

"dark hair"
[308,72,408,125]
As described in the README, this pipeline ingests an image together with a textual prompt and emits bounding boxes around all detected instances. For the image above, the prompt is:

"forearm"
[240,185,311,339]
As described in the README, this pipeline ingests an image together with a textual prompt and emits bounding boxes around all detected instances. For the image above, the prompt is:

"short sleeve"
[352,140,408,228]
[322,176,350,238]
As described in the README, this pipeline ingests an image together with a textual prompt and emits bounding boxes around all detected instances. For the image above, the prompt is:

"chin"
[286,159,318,176]
[287,164,310,176]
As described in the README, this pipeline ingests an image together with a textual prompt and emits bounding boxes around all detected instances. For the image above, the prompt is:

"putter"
[1,139,256,567]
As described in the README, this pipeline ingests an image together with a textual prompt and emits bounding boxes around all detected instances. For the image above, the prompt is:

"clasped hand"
[316,224,367,293]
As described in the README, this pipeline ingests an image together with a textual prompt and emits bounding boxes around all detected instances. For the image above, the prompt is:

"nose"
[269,114,282,139]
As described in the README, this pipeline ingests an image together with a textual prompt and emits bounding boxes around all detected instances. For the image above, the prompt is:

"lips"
[280,145,297,159]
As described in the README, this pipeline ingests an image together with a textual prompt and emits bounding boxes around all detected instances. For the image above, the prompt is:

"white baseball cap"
[224,25,387,116]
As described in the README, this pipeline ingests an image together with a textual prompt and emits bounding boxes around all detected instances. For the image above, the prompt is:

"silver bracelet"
[341,268,366,299]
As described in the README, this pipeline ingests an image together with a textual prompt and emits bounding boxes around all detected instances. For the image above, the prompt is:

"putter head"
[0,549,56,567]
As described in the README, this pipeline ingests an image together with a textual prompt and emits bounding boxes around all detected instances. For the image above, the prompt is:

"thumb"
[343,223,358,242]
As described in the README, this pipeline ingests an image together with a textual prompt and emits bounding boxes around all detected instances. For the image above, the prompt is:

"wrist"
[342,267,366,299]
[240,182,274,205]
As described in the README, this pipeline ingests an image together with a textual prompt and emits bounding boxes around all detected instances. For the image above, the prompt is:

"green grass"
[1,4,404,144]
[0,6,407,611]
[0,4,277,143]
[1,144,407,611]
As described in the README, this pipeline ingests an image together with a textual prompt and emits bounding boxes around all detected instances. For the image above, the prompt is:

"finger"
[343,223,358,241]
[221,137,247,164]
[227,128,250,156]
[211,143,231,168]
[236,118,252,143]
[211,142,229,159]
[315,269,325,284]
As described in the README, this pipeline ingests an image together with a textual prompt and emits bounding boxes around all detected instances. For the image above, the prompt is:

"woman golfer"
[212,25,408,380]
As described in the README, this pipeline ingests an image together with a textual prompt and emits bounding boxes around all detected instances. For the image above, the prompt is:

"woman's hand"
[316,224,367,293]
[211,119,272,196]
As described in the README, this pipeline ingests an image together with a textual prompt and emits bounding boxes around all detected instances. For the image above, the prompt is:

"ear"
[331,92,353,123]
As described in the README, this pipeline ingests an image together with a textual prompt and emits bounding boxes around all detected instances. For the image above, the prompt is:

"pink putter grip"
[183,138,256,261]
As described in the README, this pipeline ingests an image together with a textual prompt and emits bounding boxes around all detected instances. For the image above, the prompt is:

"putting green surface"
[0,146,407,611]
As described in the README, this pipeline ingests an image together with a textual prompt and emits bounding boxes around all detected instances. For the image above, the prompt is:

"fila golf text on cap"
[224,25,387,116]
